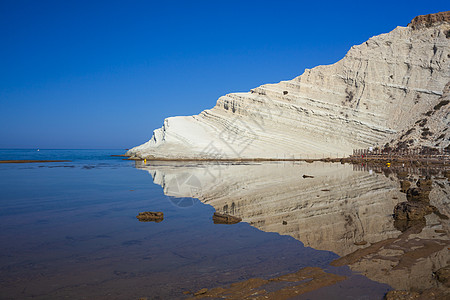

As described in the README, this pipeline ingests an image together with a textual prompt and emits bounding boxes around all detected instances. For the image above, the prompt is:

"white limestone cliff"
[128,12,450,159]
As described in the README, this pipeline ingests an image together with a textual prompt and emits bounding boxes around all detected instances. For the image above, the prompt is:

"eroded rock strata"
[128,12,450,159]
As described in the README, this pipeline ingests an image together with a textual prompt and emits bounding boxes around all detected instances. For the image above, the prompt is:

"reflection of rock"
[141,162,402,256]
[393,201,434,221]
[138,162,450,292]
[136,211,164,222]
[400,181,411,193]
[393,219,426,233]
[212,212,241,224]
[444,170,450,180]
[435,265,450,287]
[405,188,422,202]
[416,178,432,191]
[393,177,448,235]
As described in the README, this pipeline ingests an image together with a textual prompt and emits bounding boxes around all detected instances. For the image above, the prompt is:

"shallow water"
[0,150,448,299]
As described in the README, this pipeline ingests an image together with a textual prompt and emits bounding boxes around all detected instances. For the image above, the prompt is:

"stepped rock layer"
[128,12,450,159]
[136,161,450,292]
[389,80,450,151]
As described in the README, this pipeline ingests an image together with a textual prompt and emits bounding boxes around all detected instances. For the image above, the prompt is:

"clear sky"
[0,0,448,149]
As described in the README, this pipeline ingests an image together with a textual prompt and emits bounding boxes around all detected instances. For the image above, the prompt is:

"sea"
[0,149,448,299]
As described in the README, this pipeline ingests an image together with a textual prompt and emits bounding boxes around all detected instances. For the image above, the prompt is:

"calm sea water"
[0,150,392,299]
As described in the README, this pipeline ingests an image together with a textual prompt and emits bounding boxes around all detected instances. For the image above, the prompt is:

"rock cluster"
[393,178,436,231]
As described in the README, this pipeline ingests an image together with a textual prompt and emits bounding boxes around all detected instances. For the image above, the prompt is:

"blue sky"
[0,1,448,149]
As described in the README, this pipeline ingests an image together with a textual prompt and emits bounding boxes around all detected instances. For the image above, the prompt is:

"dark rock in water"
[400,180,411,193]
[213,212,242,224]
[302,174,314,178]
[435,265,450,287]
[393,201,434,221]
[136,211,164,222]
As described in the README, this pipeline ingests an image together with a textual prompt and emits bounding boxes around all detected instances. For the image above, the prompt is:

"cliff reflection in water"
[136,161,450,293]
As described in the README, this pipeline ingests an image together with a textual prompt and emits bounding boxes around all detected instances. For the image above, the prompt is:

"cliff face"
[409,11,450,29]
[388,81,450,152]
[128,12,450,159]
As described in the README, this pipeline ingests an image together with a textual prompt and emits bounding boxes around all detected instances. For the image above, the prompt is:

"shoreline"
[124,156,346,163]
[123,155,450,167]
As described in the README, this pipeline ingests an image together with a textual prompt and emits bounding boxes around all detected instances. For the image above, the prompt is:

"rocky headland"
[127,12,450,160]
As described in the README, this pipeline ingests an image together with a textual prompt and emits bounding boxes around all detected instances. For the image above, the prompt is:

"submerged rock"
[136,211,164,222]
[212,212,242,224]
